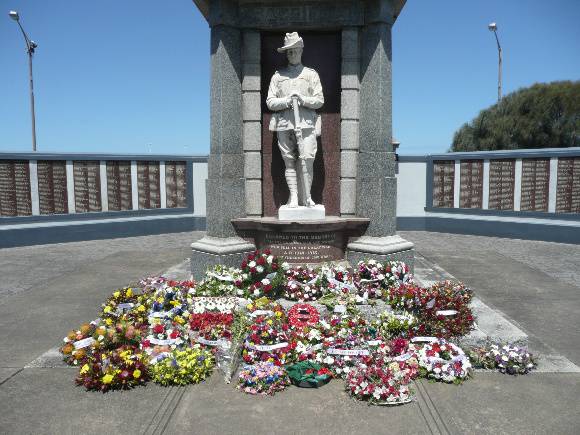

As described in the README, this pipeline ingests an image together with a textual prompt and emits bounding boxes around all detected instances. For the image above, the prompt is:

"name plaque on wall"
[37,161,68,215]
[73,161,102,213]
[488,159,515,210]
[165,161,187,208]
[137,161,161,210]
[556,157,580,213]
[432,161,455,208]
[106,161,132,211]
[459,160,483,208]
[0,160,32,217]
[520,158,549,212]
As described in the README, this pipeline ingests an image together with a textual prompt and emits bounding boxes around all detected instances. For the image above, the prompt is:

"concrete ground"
[0,231,578,435]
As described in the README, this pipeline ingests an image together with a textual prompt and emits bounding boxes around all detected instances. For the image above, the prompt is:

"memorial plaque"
[263,232,339,263]
[556,157,580,213]
[520,158,549,212]
[73,161,102,213]
[106,161,132,211]
[165,161,187,208]
[432,160,454,208]
[459,160,483,208]
[37,161,68,215]
[0,160,32,217]
[488,159,515,210]
[137,161,161,209]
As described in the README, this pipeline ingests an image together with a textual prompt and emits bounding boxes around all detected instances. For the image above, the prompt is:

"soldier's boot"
[285,168,299,207]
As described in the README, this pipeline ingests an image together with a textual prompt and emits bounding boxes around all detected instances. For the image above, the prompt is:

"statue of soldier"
[266,32,324,208]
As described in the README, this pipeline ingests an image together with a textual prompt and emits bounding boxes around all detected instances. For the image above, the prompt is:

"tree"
[451,81,579,152]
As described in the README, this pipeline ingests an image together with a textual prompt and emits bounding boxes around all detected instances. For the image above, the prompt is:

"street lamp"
[9,10,38,152]
[488,22,502,102]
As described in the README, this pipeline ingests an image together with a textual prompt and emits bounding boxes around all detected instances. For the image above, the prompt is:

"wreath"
[416,338,472,383]
[288,304,320,329]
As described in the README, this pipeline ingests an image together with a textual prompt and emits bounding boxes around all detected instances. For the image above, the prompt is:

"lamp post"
[9,10,38,152]
[488,22,502,102]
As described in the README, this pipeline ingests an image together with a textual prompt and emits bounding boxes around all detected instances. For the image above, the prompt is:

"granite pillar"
[191,7,255,278]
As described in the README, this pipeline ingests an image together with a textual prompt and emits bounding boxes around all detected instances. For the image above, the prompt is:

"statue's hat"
[277,32,304,53]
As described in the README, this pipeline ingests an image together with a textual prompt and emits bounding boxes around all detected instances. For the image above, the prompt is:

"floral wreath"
[416,338,471,383]
[288,304,320,329]
[237,362,290,396]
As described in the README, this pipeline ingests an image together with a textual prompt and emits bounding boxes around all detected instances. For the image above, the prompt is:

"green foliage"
[451,81,579,151]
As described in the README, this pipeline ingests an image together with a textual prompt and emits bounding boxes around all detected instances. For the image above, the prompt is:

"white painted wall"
[396,161,427,217]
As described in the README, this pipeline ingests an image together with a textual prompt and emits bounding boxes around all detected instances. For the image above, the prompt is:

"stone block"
[340,151,358,179]
[278,204,325,220]
[242,91,261,122]
[347,248,415,271]
[342,27,359,60]
[208,153,244,179]
[242,30,260,63]
[245,179,262,216]
[243,121,262,151]
[356,176,397,236]
[191,236,255,279]
[244,151,262,180]
[340,120,359,150]
[341,89,360,120]
[206,177,246,237]
[340,179,357,215]
[242,63,261,91]
[357,151,395,179]
[341,60,360,90]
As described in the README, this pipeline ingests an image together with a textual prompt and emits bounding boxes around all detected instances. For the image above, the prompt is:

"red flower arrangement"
[288,304,320,329]
[238,250,286,299]
[284,267,326,301]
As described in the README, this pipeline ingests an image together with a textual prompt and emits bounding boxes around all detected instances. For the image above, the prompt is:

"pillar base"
[346,234,415,270]
[190,236,255,279]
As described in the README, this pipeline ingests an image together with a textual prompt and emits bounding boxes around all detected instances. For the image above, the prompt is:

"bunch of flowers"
[469,344,536,375]
[147,282,190,328]
[353,260,387,299]
[374,310,418,339]
[320,265,355,295]
[142,320,187,362]
[386,282,425,312]
[93,321,146,352]
[322,313,373,377]
[75,344,149,392]
[243,300,291,366]
[416,338,472,383]
[189,312,234,345]
[367,338,420,381]
[100,287,152,326]
[383,261,414,289]
[237,362,290,395]
[287,304,320,330]
[289,317,333,364]
[60,322,98,366]
[190,297,237,315]
[195,265,243,297]
[284,266,326,301]
[151,346,214,386]
[238,250,287,299]
[346,361,414,405]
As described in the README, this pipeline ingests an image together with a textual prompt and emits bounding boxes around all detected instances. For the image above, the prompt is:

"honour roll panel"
[37,161,68,215]
[432,160,455,208]
[106,161,132,211]
[0,160,32,217]
[137,161,161,209]
[459,160,483,208]
[165,161,187,208]
[556,157,580,213]
[520,158,549,212]
[73,161,102,213]
[488,159,515,210]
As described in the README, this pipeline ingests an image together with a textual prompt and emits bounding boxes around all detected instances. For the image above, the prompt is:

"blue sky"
[1,0,579,155]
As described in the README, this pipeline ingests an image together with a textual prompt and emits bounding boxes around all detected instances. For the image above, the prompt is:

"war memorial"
[0,1,579,433]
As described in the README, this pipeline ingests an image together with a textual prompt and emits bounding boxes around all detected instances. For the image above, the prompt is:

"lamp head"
[488,22,497,32]
[9,10,19,21]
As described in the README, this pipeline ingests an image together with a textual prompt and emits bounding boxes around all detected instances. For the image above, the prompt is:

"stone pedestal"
[190,236,255,279]
[232,217,369,264]
[278,204,326,221]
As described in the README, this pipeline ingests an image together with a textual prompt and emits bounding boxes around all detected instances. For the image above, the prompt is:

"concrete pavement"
[0,231,578,434]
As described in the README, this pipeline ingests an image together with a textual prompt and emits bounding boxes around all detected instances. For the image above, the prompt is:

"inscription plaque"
[0,160,32,217]
[137,161,161,209]
[73,161,102,213]
[432,161,455,208]
[37,161,68,215]
[488,159,515,210]
[520,158,549,212]
[165,161,187,208]
[263,232,339,263]
[556,157,580,213]
[459,160,483,208]
[106,161,132,211]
